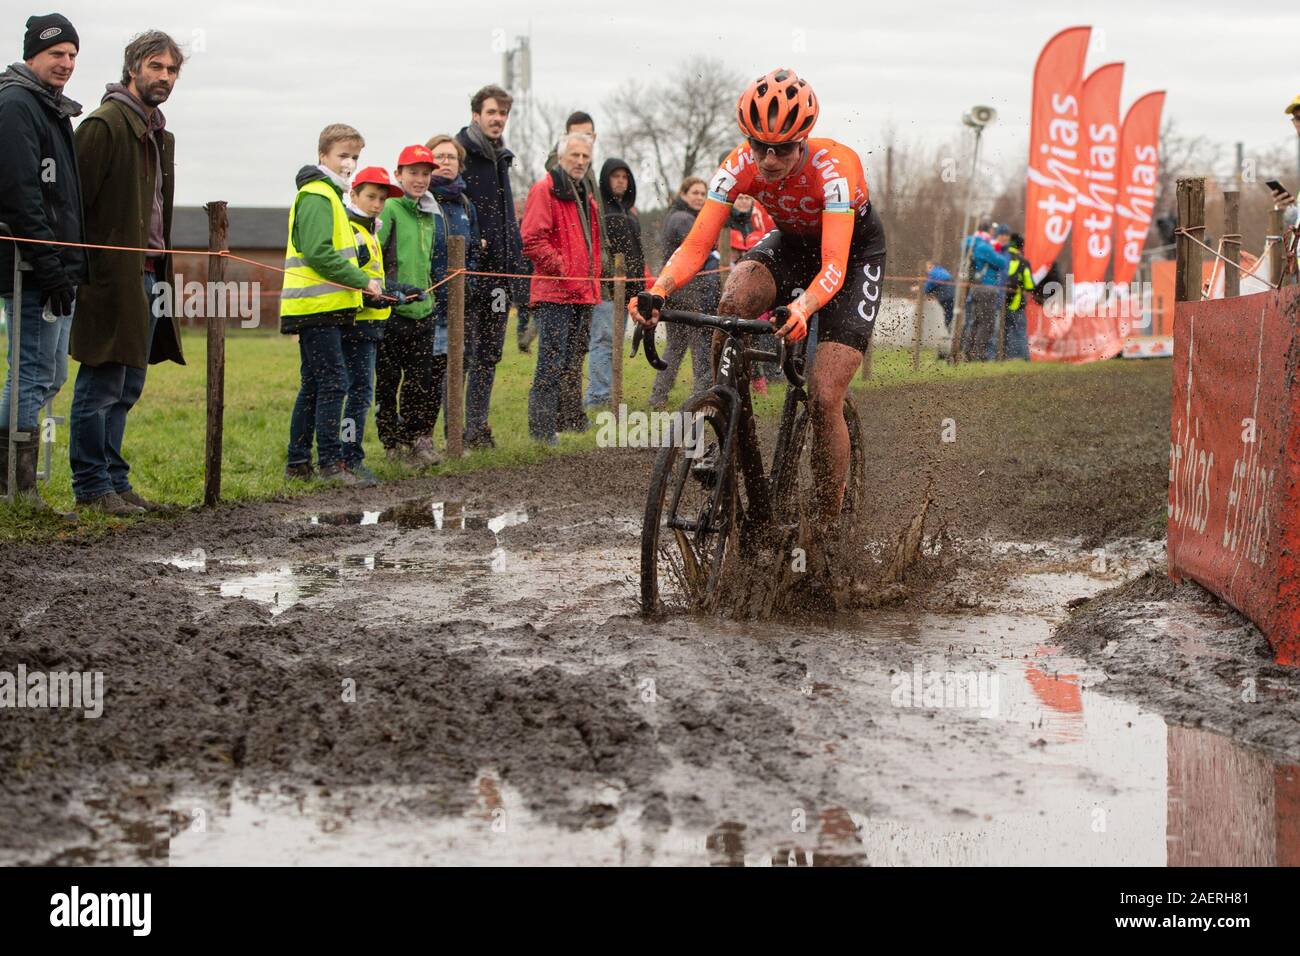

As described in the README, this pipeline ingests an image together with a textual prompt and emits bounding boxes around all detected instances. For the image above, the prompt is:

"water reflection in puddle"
[311,500,529,533]
[210,553,454,616]
[124,536,1300,865]
[74,729,1298,866]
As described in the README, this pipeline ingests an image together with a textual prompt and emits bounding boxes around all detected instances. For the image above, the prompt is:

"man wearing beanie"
[0,13,86,512]
[67,30,186,515]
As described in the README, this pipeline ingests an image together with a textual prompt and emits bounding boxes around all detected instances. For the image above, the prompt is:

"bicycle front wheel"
[640,392,738,617]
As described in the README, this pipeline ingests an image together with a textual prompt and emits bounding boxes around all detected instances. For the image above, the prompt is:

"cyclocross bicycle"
[631,292,867,617]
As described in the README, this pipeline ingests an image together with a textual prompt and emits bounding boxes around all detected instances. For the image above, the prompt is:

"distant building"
[170,206,288,329]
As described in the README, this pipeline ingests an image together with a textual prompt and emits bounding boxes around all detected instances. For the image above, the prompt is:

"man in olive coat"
[68,31,185,514]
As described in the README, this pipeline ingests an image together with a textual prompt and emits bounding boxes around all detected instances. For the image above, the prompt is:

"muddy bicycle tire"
[640,392,738,617]
[770,396,868,533]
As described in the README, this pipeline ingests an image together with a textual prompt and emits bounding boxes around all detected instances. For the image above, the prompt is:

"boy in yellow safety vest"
[280,123,381,485]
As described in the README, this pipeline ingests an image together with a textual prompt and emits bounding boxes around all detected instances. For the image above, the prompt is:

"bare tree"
[604,57,746,208]
[506,96,575,196]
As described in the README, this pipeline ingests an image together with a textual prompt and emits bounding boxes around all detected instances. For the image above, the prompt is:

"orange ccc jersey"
[652,138,871,319]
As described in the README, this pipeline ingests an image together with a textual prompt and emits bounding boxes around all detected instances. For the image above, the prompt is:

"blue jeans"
[339,326,377,466]
[464,299,508,438]
[585,300,614,407]
[528,303,589,441]
[1003,309,1030,360]
[287,325,348,468]
[69,274,160,500]
[1,287,70,434]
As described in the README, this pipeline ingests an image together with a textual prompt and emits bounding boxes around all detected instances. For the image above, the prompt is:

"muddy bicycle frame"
[632,294,807,539]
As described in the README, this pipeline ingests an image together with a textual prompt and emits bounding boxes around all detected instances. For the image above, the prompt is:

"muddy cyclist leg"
[710,260,777,379]
[806,340,862,528]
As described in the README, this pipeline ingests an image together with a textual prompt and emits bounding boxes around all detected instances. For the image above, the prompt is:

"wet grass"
[0,314,1117,542]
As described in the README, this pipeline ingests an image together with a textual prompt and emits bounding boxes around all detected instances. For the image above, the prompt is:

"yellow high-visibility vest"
[281,180,363,317]
[350,220,389,321]
[1006,254,1034,311]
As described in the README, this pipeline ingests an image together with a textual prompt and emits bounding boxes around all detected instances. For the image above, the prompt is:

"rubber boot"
[16,438,75,521]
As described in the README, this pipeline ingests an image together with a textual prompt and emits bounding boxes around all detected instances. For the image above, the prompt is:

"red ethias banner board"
[1168,287,1300,665]
[1072,63,1124,286]
[1112,91,1165,288]
[1024,25,1091,282]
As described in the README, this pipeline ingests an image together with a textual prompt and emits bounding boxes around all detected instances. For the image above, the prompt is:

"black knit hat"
[23,13,79,60]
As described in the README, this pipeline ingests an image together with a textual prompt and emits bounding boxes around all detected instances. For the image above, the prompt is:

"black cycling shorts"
[738,203,887,352]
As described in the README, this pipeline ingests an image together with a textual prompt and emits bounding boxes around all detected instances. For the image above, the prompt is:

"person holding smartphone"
[1266,96,1300,285]
[1269,96,1300,222]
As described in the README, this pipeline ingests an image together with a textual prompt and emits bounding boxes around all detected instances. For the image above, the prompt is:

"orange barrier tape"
[1,233,970,297]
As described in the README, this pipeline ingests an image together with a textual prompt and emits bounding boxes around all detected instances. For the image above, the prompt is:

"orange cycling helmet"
[736,68,819,144]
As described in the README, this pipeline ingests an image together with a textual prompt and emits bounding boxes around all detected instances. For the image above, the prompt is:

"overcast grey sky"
[8,0,1298,207]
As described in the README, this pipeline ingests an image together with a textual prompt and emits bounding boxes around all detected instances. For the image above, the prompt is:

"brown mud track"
[10,357,1286,866]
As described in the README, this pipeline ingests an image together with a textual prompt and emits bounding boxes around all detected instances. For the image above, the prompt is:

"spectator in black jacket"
[455,84,525,449]
[648,177,718,409]
[586,157,645,408]
[0,13,86,508]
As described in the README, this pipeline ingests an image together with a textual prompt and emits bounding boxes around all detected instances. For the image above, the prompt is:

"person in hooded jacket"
[647,177,719,409]
[0,14,87,510]
[586,157,647,409]
[280,124,380,486]
[426,134,484,441]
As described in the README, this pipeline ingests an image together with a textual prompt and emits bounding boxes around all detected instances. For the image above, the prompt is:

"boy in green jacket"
[281,123,380,485]
[375,144,444,466]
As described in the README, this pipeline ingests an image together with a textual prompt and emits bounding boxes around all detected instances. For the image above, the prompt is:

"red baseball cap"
[396,144,436,168]
[351,166,403,197]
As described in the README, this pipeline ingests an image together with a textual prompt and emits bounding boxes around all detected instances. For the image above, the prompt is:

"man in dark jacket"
[586,157,645,409]
[455,84,525,449]
[68,30,185,514]
[0,13,86,508]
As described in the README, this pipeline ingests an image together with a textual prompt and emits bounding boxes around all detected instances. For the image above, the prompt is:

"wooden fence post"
[202,201,228,507]
[1175,178,1205,303]
[611,253,626,411]
[1268,207,1285,289]
[910,281,926,372]
[1223,189,1240,298]
[446,235,466,459]
[948,252,970,364]
[914,209,947,371]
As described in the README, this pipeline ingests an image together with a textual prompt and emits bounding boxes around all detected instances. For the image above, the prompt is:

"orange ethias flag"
[1072,62,1124,288]
[1024,25,1091,282]
[1112,91,1166,289]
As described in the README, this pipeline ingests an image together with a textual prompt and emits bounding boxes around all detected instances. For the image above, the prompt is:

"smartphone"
[1265,180,1286,193]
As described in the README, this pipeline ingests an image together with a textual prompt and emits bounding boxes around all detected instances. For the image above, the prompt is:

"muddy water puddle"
[159,498,639,626]
[51,532,1298,865]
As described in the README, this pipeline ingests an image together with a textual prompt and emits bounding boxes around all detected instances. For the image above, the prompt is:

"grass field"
[0,313,1092,542]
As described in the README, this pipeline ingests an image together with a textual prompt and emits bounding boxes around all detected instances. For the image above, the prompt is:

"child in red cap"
[374,145,446,467]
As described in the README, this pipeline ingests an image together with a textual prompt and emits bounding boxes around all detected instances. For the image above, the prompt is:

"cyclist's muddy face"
[754,141,805,182]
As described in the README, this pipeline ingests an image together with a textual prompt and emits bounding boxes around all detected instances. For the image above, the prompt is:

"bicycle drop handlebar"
[630,292,806,387]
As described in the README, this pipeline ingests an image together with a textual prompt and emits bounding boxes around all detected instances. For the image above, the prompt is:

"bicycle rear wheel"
[771,396,868,534]
[640,392,738,616]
